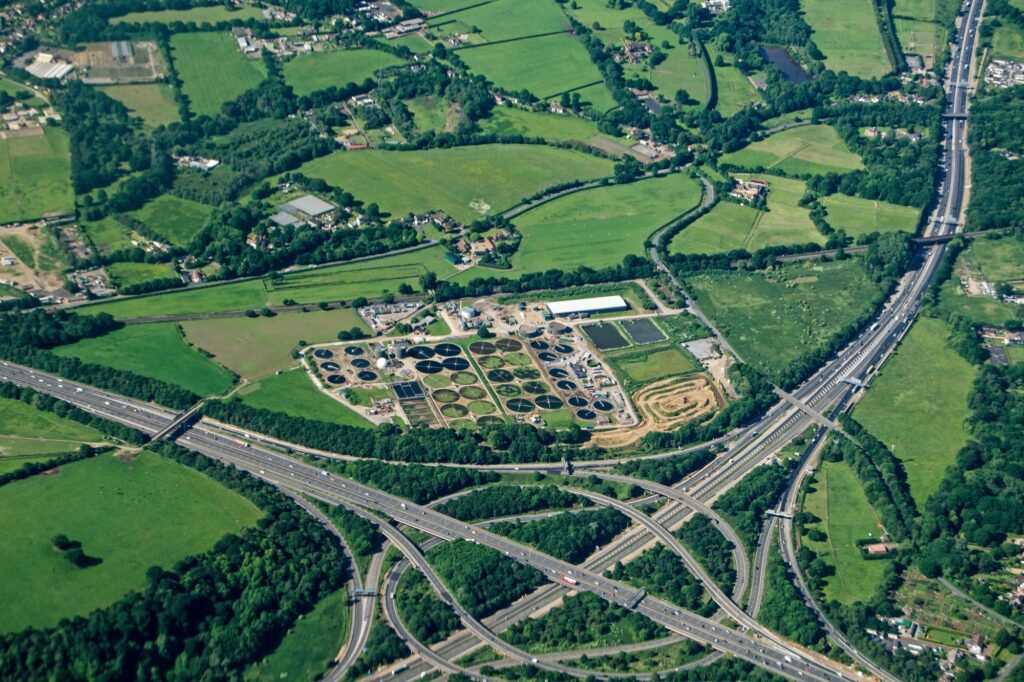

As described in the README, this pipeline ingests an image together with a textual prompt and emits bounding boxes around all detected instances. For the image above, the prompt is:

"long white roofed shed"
[547,295,629,317]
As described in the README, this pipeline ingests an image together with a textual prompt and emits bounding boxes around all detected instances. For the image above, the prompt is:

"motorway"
[0,1,986,676]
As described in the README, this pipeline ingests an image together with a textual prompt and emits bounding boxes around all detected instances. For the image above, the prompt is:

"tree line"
[436,484,588,522]
[395,569,459,646]
[316,457,498,505]
[613,448,714,485]
[712,460,794,550]
[426,540,545,620]
[676,515,738,594]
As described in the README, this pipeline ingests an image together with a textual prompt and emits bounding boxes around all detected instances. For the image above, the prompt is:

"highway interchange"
[0,1,986,678]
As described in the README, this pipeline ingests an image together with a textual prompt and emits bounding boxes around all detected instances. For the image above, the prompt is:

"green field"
[406,95,457,132]
[182,307,369,379]
[0,78,46,107]
[821,194,920,237]
[283,49,406,96]
[706,45,760,116]
[853,317,976,505]
[54,322,235,397]
[499,173,702,276]
[721,124,864,176]
[801,0,892,78]
[801,459,890,604]
[684,260,882,379]
[0,127,74,223]
[0,397,104,468]
[170,32,267,117]
[99,84,179,129]
[107,261,178,289]
[81,217,135,254]
[606,343,701,387]
[246,588,349,681]
[238,369,371,428]
[458,34,616,110]
[894,17,943,67]
[78,246,457,320]
[671,175,823,254]
[296,145,613,223]
[964,236,1024,283]
[129,194,214,246]
[937,238,1023,326]
[478,106,627,153]
[0,451,261,633]
[991,19,1024,61]
[429,0,568,42]
[111,5,265,24]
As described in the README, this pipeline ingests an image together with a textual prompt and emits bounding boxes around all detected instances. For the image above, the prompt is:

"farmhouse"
[730,178,770,203]
[547,295,629,318]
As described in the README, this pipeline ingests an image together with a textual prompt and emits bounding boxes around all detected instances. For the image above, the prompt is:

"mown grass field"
[429,0,568,43]
[245,588,349,682]
[106,261,178,288]
[283,49,406,96]
[821,193,920,236]
[0,451,261,633]
[478,106,625,152]
[991,18,1024,60]
[705,44,759,116]
[801,0,892,78]
[802,459,890,605]
[296,145,613,223]
[458,34,616,110]
[0,397,104,468]
[966,236,1024,284]
[111,5,264,24]
[99,84,179,129]
[78,246,457,320]
[721,124,864,176]
[0,127,74,223]
[237,369,371,427]
[853,317,976,506]
[170,32,267,117]
[500,173,701,276]
[182,307,369,379]
[684,260,881,379]
[671,175,823,254]
[606,344,700,388]
[54,322,236,396]
[129,194,213,246]
[81,217,135,254]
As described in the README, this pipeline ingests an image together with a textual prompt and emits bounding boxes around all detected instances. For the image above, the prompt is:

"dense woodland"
[607,544,711,613]
[489,507,631,564]
[427,540,545,620]
[435,485,588,522]
[317,458,498,504]
[712,460,794,550]
[966,86,1024,229]
[395,569,459,646]
[676,515,738,593]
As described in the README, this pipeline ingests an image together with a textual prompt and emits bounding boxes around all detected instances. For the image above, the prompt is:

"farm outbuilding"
[547,295,629,318]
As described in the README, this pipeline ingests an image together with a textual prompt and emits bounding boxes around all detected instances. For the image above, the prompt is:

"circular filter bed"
[505,398,534,412]
[479,356,505,369]
[549,367,569,378]
[433,343,462,357]
[407,346,435,359]
[314,349,333,359]
[469,341,497,355]
[496,383,522,397]
[556,380,577,391]
[326,374,346,385]
[503,352,532,366]
[496,338,523,352]
[522,381,549,394]
[593,400,614,411]
[537,352,558,362]
[344,346,364,356]
[568,396,588,407]
[352,358,370,368]
[357,371,378,382]
[320,361,340,372]
[423,374,451,388]
[468,400,496,415]
[451,371,478,385]
[459,385,487,400]
[441,403,469,418]
[555,343,574,354]
[530,340,550,351]
[442,357,470,371]
[512,367,540,380]
[477,415,504,426]
[415,360,444,374]
[576,409,597,420]
[536,395,564,410]
[487,369,514,383]
[432,389,460,403]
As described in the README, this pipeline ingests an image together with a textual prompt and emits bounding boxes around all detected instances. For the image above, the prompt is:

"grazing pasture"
[53,322,235,396]
[106,261,178,289]
[296,145,613,223]
[721,125,864,176]
[0,127,74,223]
[801,0,892,78]
[428,0,568,43]
[854,319,976,506]
[170,32,267,116]
[99,84,179,129]
[684,260,882,379]
[671,175,822,254]
[801,459,890,604]
[282,49,405,96]
[0,451,261,633]
[705,45,759,116]
[238,369,371,427]
[821,194,920,236]
[129,194,213,246]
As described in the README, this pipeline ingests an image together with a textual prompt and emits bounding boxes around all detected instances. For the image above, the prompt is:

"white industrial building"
[547,295,629,317]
